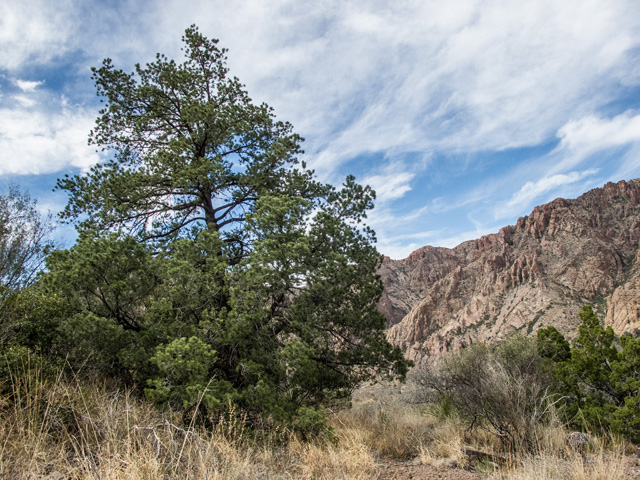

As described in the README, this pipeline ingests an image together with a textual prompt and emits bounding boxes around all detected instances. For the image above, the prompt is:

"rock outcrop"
[382,179,640,364]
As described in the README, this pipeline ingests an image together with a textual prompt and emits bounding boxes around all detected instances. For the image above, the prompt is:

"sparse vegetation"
[411,334,557,452]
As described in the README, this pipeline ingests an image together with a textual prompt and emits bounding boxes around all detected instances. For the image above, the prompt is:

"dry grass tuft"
[332,401,432,460]
[417,418,467,468]
[488,447,631,480]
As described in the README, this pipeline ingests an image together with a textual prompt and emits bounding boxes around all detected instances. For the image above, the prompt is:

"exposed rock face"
[378,246,465,327]
[382,179,640,364]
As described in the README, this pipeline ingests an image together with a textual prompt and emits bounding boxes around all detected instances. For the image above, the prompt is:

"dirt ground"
[375,459,481,480]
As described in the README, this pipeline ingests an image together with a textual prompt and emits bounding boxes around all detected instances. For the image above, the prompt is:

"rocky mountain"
[381,179,640,364]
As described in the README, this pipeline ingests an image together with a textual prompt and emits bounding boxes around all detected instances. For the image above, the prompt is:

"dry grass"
[0,360,378,479]
[417,418,468,468]
[331,398,433,459]
[488,443,632,480]
[0,363,636,480]
[484,417,636,479]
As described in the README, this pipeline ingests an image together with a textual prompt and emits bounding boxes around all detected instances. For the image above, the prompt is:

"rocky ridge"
[381,179,640,364]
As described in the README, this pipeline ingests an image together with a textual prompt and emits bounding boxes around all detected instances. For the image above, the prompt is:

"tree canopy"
[57,25,324,257]
[48,25,409,427]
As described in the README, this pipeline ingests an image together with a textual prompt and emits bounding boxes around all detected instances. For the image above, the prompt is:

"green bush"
[537,305,640,443]
[0,345,57,399]
[145,336,233,414]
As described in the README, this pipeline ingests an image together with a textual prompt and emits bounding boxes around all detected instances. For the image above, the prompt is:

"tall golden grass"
[0,357,378,479]
[1,359,636,479]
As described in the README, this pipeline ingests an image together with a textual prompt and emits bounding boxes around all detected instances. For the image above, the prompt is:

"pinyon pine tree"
[47,25,408,427]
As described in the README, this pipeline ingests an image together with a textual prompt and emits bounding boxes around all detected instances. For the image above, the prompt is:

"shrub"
[412,335,556,451]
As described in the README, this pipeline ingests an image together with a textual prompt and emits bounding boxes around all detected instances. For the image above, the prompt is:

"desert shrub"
[0,186,54,299]
[412,334,556,451]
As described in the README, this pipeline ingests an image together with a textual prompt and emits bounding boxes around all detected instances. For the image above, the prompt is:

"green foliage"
[44,234,161,333]
[0,345,57,392]
[536,324,570,363]
[34,26,409,431]
[4,288,66,356]
[56,25,322,253]
[146,336,232,412]
[293,406,333,439]
[538,305,640,443]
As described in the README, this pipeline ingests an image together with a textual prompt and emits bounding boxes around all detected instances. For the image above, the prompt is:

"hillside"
[381,179,640,364]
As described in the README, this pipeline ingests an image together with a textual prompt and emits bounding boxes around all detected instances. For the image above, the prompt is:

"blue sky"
[2,0,640,259]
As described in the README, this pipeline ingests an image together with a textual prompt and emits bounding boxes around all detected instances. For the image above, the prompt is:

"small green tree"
[537,305,640,442]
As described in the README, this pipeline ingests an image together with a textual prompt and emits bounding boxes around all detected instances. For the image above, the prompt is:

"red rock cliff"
[381,179,640,364]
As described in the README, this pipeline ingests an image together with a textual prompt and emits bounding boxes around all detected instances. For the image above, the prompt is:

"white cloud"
[377,242,428,261]
[13,94,36,107]
[551,111,640,173]
[0,94,100,175]
[377,224,500,260]
[484,110,640,223]
[376,228,444,259]
[6,0,640,179]
[495,170,599,220]
[367,203,430,229]
[611,143,640,180]
[0,1,76,70]
[14,79,43,92]
[362,170,414,203]
[104,0,637,179]
[429,227,499,250]
[235,0,640,176]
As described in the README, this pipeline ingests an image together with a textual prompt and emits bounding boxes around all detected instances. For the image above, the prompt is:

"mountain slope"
[381,179,640,364]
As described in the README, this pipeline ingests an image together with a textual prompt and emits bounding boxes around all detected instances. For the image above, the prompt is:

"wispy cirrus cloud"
[131,0,640,179]
[487,110,640,223]
[494,170,599,220]
[550,111,640,173]
[362,164,415,203]
[6,0,640,181]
